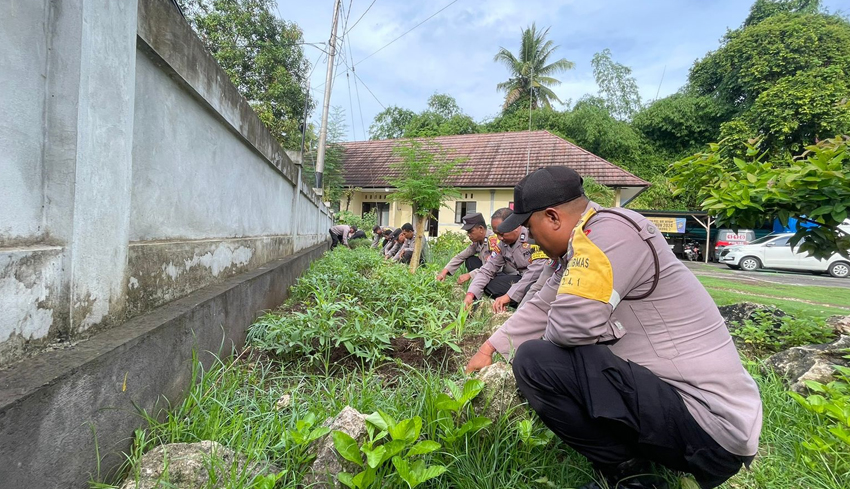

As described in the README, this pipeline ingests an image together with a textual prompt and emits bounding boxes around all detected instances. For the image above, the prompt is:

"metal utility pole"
[314,0,342,196]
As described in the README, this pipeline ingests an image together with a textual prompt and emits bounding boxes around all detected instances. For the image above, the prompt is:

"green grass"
[697,276,850,309]
[92,244,850,489]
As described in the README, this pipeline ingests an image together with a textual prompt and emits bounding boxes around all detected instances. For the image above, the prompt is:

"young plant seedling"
[434,379,492,445]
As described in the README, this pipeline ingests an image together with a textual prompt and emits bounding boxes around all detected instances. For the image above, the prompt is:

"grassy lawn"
[91,245,850,489]
[697,276,850,317]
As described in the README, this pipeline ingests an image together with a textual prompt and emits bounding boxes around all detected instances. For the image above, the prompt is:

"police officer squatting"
[348,166,761,489]
[455,166,762,489]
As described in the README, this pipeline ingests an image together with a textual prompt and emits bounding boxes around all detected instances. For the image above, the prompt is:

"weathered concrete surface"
[0,242,326,489]
[0,246,65,365]
[126,235,294,317]
[0,0,331,366]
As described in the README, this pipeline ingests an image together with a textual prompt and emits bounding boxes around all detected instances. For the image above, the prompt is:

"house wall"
[349,188,515,236]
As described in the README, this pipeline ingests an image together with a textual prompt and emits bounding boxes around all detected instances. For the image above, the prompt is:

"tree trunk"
[410,214,426,273]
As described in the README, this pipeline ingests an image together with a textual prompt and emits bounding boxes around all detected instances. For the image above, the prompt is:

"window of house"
[362,202,390,226]
[454,201,476,223]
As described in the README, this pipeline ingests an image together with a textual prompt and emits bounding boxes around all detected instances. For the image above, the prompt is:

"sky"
[277,0,848,142]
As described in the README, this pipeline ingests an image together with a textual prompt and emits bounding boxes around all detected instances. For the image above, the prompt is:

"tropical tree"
[178,0,311,149]
[494,24,575,111]
[368,94,478,139]
[590,48,642,121]
[387,141,468,272]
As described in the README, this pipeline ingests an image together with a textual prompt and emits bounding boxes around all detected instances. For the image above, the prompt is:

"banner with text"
[648,217,687,233]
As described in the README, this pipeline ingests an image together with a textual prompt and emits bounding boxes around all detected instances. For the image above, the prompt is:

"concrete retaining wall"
[0,0,332,486]
[0,0,331,366]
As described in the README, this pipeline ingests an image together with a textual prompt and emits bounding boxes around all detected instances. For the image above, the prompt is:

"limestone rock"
[304,406,367,488]
[826,315,850,335]
[472,362,525,419]
[765,335,850,392]
[118,440,272,489]
[488,311,514,334]
[717,302,786,329]
[275,394,291,410]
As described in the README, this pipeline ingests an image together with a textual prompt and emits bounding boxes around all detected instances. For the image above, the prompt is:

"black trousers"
[483,272,520,298]
[329,231,341,248]
[398,249,426,265]
[513,340,751,489]
[465,256,483,273]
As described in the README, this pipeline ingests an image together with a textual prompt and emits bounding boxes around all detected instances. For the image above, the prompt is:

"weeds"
[730,310,836,356]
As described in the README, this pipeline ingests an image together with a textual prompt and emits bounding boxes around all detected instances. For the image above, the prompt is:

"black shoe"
[578,478,667,489]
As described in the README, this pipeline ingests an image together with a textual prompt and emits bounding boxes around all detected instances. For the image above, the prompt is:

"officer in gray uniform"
[329,224,356,249]
[391,223,428,264]
[436,212,499,284]
[463,208,547,311]
[466,166,762,489]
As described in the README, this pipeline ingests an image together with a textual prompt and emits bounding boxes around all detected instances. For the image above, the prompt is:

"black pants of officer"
[351,230,366,240]
[513,340,751,489]
[465,256,483,273]
[483,272,520,298]
[330,231,342,249]
[398,249,426,265]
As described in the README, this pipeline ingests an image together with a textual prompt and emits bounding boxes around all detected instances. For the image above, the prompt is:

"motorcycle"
[684,241,701,261]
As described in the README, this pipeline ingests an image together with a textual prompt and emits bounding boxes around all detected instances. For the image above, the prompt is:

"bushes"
[730,310,836,356]
[247,247,472,365]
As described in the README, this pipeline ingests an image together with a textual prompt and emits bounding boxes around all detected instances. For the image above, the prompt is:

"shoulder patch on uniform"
[488,234,499,250]
[558,209,614,303]
[529,244,549,262]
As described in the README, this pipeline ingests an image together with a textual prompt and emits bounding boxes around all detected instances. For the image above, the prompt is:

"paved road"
[682,260,850,289]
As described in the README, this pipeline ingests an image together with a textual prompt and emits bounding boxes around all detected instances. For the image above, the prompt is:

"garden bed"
[94,244,850,489]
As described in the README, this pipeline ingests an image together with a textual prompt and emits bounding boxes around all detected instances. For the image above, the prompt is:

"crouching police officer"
[463,208,548,313]
[436,212,499,284]
[465,166,762,489]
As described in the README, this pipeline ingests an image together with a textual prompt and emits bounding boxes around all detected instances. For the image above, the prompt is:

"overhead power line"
[345,0,378,34]
[355,0,460,67]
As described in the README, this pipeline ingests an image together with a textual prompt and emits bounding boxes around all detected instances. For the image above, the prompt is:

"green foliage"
[744,0,822,27]
[433,379,492,446]
[689,9,850,157]
[178,0,310,149]
[303,106,348,201]
[590,48,642,121]
[336,209,378,232]
[247,248,473,366]
[429,232,469,263]
[788,361,850,471]
[333,411,446,489]
[369,106,416,140]
[494,23,575,111]
[389,140,469,271]
[632,93,730,156]
[729,310,835,356]
[672,136,850,258]
[515,418,555,448]
[582,177,615,207]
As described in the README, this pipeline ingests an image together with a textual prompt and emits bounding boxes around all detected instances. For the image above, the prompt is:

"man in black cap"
[464,166,762,489]
[436,212,499,284]
[462,208,547,311]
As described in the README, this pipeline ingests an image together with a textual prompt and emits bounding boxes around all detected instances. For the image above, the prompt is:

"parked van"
[712,229,755,261]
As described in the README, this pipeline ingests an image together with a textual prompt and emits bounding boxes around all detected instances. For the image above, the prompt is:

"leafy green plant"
[433,379,492,445]
[516,418,555,448]
[789,360,850,467]
[332,411,445,489]
[730,310,835,356]
[278,413,330,466]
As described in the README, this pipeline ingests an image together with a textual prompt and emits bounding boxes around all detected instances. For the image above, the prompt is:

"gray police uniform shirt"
[518,258,559,308]
[330,224,352,246]
[443,230,500,279]
[392,234,428,262]
[371,227,395,249]
[467,227,548,303]
[488,201,763,457]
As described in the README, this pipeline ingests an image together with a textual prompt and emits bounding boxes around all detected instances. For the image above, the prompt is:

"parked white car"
[719,233,850,278]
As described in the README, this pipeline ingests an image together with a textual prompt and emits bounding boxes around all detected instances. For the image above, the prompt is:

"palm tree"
[494,24,575,111]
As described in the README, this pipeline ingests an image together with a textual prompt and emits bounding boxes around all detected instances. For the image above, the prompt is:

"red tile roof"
[340,130,650,189]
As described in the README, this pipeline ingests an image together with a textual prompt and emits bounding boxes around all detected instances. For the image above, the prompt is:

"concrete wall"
[0,0,331,367]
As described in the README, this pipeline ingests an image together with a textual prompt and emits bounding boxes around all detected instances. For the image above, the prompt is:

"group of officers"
[329,166,762,489]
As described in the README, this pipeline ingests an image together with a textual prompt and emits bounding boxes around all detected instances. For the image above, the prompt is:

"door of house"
[426,209,439,237]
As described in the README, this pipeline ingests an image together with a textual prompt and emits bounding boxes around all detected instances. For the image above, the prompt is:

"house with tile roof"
[340,130,650,236]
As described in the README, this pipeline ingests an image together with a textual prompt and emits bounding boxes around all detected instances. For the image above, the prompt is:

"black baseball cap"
[497,166,584,233]
[460,212,486,231]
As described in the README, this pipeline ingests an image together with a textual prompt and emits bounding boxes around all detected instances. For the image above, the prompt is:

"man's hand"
[463,293,476,310]
[465,340,496,373]
[456,273,471,285]
[492,295,512,313]
[436,269,449,282]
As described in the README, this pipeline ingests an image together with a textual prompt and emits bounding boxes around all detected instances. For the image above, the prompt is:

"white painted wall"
[0,0,331,365]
